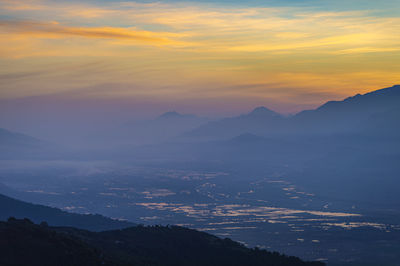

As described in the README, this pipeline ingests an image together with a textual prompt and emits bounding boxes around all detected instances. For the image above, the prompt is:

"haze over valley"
[1,85,400,265]
[1,0,400,265]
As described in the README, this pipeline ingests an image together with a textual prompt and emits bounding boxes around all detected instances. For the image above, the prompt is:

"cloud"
[0,70,44,81]
[334,47,400,54]
[1,0,399,53]
[0,20,191,46]
[0,0,399,113]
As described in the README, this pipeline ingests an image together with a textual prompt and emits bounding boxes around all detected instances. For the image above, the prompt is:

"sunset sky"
[1,0,399,115]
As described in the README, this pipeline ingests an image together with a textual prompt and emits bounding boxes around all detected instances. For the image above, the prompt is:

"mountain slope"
[0,218,107,266]
[0,218,325,266]
[0,127,64,159]
[111,111,210,145]
[291,84,400,134]
[0,127,41,145]
[184,85,400,140]
[0,193,133,231]
[0,128,45,158]
[185,106,283,140]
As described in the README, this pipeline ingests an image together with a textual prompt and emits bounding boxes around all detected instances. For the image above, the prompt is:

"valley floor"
[1,160,399,266]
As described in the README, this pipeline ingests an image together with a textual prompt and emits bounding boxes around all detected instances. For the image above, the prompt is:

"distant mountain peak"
[159,111,181,118]
[248,106,279,117]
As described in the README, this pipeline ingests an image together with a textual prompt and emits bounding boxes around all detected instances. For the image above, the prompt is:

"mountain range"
[0,85,399,206]
[185,84,400,140]
[0,194,324,266]
[0,85,399,265]
[183,106,283,140]
[1,85,399,150]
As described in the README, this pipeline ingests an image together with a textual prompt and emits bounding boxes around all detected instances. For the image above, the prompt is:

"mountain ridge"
[0,217,325,266]
[0,193,134,231]
[183,106,283,140]
[184,85,400,140]
[0,127,42,146]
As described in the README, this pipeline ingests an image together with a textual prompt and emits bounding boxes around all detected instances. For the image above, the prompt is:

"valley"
[1,160,399,266]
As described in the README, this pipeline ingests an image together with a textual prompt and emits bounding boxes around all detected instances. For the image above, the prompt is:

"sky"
[0,0,400,118]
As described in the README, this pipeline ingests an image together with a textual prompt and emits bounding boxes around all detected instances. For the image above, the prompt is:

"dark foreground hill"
[0,193,133,231]
[0,218,324,266]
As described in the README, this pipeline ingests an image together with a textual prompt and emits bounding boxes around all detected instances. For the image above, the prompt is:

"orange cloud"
[0,20,190,46]
[0,0,399,112]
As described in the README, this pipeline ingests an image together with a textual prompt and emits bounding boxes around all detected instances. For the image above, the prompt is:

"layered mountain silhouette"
[0,193,133,231]
[184,85,400,140]
[1,85,399,205]
[0,86,398,265]
[118,85,400,206]
[0,217,324,266]
[291,84,400,135]
[2,85,399,149]
[185,106,283,140]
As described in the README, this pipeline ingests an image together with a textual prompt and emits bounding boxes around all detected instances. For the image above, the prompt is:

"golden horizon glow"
[0,0,399,113]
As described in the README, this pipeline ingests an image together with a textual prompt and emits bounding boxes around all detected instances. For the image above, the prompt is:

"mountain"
[310,84,400,115]
[291,84,400,135]
[0,127,56,159]
[0,127,42,146]
[0,218,325,266]
[0,127,43,153]
[362,106,400,138]
[184,85,400,140]
[0,193,133,231]
[107,111,210,145]
[125,86,400,207]
[185,106,283,140]
[0,218,105,266]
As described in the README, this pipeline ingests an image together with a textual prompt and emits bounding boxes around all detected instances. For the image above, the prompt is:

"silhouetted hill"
[0,128,61,159]
[0,193,133,231]
[0,218,106,266]
[0,128,41,145]
[248,106,281,118]
[0,128,45,158]
[0,218,325,266]
[185,106,283,140]
[291,84,400,134]
[315,84,400,114]
[363,107,400,138]
[184,85,400,139]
